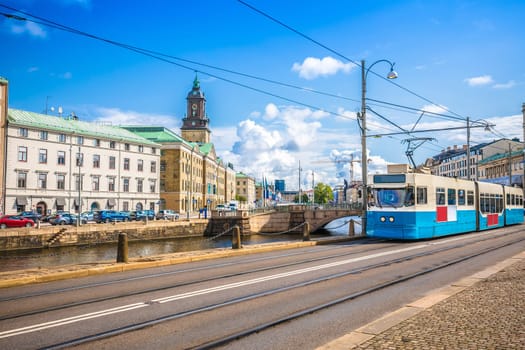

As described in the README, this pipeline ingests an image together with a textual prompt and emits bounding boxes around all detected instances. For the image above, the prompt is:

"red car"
[0,215,34,229]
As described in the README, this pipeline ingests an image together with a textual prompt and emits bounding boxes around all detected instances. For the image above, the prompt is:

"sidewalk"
[319,251,525,349]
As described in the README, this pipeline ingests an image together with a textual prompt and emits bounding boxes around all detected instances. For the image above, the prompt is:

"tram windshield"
[372,186,414,208]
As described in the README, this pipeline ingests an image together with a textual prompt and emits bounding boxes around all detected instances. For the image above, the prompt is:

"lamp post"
[77,145,82,227]
[360,59,398,235]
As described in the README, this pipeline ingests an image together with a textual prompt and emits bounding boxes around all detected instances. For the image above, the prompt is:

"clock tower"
[181,75,211,143]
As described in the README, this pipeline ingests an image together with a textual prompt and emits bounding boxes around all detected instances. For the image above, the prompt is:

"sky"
[1,0,524,191]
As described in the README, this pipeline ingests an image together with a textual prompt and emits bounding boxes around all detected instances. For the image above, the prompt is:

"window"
[467,190,474,205]
[109,156,116,169]
[57,174,65,190]
[18,146,27,162]
[76,152,83,166]
[92,176,100,191]
[122,201,129,211]
[150,180,156,193]
[39,149,47,164]
[416,187,427,205]
[17,172,27,188]
[160,179,165,191]
[458,189,466,205]
[58,133,66,143]
[40,130,48,140]
[447,188,456,205]
[38,173,47,189]
[19,128,28,137]
[123,158,130,170]
[124,143,130,151]
[137,159,143,172]
[57,151,66,165]
[77,136,84,145]
[151,147,156,155]
[110,141,116,149]
[94,139,101,147]
[93,154,100,168]
[123,178,129,192]
[150,161,156,173]
[137,179,143,192]
[160,161,166,172]
[108,177,115,192]
[138,145,144,152]
[436,187,445,205]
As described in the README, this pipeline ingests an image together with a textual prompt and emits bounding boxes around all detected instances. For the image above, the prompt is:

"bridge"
[206,205,361,236]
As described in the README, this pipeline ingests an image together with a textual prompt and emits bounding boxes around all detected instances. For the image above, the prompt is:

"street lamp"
[77,145,82,226]
[360,59,398,235]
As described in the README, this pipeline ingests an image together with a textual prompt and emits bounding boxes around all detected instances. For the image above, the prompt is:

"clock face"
[191,121,196,126]
[191,103,197,110]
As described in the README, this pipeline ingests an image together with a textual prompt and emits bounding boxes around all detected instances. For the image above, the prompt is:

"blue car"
[94,210,130,223]
[49,213,87,225]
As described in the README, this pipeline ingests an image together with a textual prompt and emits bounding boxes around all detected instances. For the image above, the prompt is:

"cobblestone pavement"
[320,253,525,350]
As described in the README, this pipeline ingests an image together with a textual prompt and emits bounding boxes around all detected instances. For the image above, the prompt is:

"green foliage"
[314,183,333,204]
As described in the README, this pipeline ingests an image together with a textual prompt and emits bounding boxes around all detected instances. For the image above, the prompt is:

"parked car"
[156,209,179,220]
[94,210,131,223]
[0,215,34,229]
[19,211,42,222]
[136,210,155,220]
[42,211,69,222]
[81,211,97,222]
[216,204,230,212]
[49,213,87,225]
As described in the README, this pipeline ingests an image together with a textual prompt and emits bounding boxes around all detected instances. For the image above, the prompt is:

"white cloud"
[292,56,355,80]
[27,67,39,73]
[10,21,47,38]
[492,80,516,89]
[93,107,178,130]
[464,75,493,86]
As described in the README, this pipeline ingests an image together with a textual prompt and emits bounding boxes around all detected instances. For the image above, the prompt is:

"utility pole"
[312,171,315,205]
[508,143,512,186]
[298,161,302,204]
[467,116,471,180]
[522,103,525,192]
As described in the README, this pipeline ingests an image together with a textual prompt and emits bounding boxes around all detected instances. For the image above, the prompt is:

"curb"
[316,250,525,350]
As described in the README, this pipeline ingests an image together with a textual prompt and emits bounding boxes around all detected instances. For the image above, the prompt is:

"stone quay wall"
[0,219,209,251]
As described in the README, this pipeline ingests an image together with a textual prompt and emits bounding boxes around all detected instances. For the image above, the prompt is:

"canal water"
[0,217,360,272]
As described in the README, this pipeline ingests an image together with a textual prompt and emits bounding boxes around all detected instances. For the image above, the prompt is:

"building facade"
[235,172,256,207]
[4,108,161,216]
[427,138,524,187]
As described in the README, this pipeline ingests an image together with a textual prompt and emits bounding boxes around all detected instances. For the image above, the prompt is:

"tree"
[293,193,309,203]
[314,183,333,204]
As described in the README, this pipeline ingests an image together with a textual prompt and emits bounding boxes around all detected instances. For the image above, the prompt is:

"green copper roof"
[478,149,523,165]
[8,108,159,146]
[121,126,193,147]
[0,76,8,84]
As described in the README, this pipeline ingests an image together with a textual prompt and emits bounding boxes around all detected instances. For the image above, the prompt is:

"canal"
[0,217,359,272]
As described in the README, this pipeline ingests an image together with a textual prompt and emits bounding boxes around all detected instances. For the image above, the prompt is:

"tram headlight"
[389,216,395,222]
[380,216,386,222]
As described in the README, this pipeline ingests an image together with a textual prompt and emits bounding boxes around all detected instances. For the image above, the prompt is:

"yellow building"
[124,76,236,214]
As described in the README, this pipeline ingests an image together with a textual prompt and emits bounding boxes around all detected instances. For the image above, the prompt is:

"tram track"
[8,229,522,349]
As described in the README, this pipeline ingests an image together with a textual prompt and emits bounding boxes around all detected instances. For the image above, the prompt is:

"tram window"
[436,187,445,205]
[416,187,427,205]
[467,191,474,205]
[506,194,511,205]
[458,189,466,205]
[405,186,415,206]
[511,194,515,205]
[448,188,456,205]
[496,194,503,212]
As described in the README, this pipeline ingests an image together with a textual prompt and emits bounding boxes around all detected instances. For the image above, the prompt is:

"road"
[0,226,523,350]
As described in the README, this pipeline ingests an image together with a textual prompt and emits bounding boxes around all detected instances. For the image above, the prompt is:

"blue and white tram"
[367,172,523,240]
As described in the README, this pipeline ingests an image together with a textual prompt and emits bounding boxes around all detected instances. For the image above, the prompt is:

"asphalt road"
[0,226,523,350]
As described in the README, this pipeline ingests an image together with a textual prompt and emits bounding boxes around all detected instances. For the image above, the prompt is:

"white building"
[3,108,161,216]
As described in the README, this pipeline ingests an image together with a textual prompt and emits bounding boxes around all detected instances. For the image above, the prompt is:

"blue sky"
[2,0,524,191]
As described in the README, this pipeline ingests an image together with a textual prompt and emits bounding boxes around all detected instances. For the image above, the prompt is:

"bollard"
[232,225,242,249]
[116,232,128,263]
[302,222,310,241]
[348,219,355,236]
